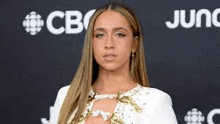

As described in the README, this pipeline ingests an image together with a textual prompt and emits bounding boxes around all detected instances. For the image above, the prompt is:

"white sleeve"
[41,86,69,124]
[150,93,178,124]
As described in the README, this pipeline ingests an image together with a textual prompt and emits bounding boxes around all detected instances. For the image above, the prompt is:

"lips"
[103,53,117,61]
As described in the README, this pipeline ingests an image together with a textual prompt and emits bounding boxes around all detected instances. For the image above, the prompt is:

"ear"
[132,36,139,53]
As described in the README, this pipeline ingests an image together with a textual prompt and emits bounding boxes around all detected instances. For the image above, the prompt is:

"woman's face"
[93,10,137,72]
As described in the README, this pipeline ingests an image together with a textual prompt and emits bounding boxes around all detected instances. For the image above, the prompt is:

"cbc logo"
[22,11,44,35]
[185,108,220,124]
[166,8,220,29]
[23,9,95,35]
[185,108,205,124]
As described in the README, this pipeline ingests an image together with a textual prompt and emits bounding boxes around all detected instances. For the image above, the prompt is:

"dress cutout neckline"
[78,83,142,124]
[89,83,140,97]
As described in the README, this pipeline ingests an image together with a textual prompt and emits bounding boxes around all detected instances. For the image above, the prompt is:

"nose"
[105,35,115,49]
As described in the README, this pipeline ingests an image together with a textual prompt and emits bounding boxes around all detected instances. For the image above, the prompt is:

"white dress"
[42,84,178,124]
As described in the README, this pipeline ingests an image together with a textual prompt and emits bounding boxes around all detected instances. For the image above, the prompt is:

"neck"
[93,66,137,94]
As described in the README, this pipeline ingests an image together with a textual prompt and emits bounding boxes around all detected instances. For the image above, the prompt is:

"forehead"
[94,10,130,30]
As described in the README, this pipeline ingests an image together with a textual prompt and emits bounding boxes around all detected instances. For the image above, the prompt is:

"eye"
[94,33,104,38]
[116,32,126,37]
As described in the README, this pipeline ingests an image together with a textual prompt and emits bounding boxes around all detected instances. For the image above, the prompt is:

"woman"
[47,2,178,124]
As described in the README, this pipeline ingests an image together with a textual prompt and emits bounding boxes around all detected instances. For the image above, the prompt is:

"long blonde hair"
[58,2,150,124]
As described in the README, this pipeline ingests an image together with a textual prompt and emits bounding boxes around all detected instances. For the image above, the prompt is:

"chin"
[103,65,129,73]
[100,64,121,72]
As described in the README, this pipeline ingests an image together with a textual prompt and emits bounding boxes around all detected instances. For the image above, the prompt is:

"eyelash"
[95,33,104,38]
[116,32,126,37]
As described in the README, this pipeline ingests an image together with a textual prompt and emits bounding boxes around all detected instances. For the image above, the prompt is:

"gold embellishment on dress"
[117,91,143,113]
[87,92,98,102]
[110,113,124,124]
[75,109,92,123]
[75,88,142,123]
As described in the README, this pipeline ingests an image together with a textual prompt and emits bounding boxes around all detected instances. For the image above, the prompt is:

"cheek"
[93,42,103,60]
[117,39,133,55]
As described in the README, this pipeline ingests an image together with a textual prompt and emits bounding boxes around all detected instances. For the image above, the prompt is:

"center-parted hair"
[58,2,149,124]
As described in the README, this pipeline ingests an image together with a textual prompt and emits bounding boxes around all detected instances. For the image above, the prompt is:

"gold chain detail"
[73,109,91,123]
[117,91,143,113]
[87,92,98,103]
[110,113,124,124]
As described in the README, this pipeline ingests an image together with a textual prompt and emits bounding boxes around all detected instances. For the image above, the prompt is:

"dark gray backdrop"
[1,0,220,124]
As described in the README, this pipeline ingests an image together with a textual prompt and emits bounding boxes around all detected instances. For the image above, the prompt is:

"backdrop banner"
[1,0,220,124]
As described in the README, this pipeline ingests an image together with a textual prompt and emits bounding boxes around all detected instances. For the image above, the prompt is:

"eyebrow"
[94,27,128,32]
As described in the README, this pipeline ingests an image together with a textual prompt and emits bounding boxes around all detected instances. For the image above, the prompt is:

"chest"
[80,96,147,124]
[68,86,153,124]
